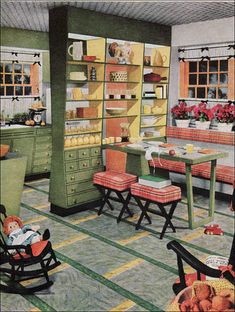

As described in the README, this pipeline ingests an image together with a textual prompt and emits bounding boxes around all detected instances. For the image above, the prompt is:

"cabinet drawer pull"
[97,161,100,165]
[71,189,75,192]
[70,166,74,169]
[14,149,18,152]
[82,152,86,156]
[70,176,75,180]
[73,199,77,204]
[69,154,73,158]
[95,150,98,154]
[82,163,87,167]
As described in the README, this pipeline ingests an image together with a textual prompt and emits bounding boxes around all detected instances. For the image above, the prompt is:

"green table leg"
[185,164,194,229]
[209,159,217,218]
[126,154,150,176]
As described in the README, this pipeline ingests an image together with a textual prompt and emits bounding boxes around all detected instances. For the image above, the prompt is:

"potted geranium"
[214,103,235,132]
[192,102,216,130]
[171,101,193,128]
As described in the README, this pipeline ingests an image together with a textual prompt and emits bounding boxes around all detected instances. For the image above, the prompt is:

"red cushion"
[131,183,181,203]
[149,159,235,186]
[13,240,49,259]
[93,170,137,191]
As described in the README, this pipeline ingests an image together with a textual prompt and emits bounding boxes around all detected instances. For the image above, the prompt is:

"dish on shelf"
[141,116,159,126]
[106,107,127,116]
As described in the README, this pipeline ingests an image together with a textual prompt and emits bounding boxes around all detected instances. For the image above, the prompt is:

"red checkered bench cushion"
[149,159,235,186]
[93,170,137,191]
[131,183,181,203]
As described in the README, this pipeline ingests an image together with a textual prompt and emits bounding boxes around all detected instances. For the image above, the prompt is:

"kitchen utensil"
[141,116,160,126]
[144,72,167,82]
[153,49,167,66]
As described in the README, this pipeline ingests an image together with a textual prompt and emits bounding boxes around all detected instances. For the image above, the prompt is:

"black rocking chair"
[0,204,61,294]
[167,233,235,295]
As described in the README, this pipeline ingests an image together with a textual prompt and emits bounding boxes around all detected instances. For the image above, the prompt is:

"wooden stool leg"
[117,192,132,223]
[135,197,151,230]
[158,202,178,239]
[98,189,113,215]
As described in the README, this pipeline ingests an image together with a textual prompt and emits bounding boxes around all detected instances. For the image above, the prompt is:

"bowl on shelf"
[141,116,158,126]
[106,107,127,116]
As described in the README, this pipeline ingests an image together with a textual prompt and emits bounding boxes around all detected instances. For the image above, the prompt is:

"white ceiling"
[0,1,234,32]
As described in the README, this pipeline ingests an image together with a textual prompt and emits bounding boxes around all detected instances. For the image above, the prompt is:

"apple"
[169,149,176,156]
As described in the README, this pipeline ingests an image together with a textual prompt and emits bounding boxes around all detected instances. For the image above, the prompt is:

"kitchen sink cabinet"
[0,126,52,177]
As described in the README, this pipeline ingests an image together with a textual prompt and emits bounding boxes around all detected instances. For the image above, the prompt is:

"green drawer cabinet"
[49,145,104,215]
[0,126,52,176]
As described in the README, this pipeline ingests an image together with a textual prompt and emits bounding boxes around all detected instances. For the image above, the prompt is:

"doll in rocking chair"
[3,215,50,253]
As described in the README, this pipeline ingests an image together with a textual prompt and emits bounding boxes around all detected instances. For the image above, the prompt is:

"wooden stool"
[130,183,181,239]
[93,171,137,217]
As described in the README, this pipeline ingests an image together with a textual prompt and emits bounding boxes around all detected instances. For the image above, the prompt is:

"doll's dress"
[7,225,40,247]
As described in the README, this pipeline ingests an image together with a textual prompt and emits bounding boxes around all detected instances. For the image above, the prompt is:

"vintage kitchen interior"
[0,2,234,311]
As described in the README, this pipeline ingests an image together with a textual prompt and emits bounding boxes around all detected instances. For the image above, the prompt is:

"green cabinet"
[0,126,52,176]
[12,137,34,174]
[0,155,27,216]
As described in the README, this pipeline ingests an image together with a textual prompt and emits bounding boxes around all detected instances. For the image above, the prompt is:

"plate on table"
[159,143,177,148]
[198,149,217,154]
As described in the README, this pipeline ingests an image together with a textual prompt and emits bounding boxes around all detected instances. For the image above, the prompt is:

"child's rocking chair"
[0,205,61,294]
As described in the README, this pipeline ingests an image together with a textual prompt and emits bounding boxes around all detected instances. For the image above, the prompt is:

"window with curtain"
[179,44,234,101]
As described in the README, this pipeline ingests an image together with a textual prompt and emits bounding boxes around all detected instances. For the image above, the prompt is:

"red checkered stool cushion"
[130,182,181,239]
[93,170,137,191]
[131,183,181,203]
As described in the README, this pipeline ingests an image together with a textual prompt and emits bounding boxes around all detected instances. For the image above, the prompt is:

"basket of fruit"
[167,279,234,311]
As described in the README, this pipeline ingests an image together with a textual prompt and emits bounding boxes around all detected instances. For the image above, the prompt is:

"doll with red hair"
[3,215,50,252]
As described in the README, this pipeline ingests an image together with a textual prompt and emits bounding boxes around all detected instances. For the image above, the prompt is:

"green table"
[104,143,228,229]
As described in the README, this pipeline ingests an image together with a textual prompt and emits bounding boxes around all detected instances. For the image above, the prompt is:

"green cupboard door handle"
[69,153,73,158]
[70,176,75,181]
[97,161,100,165]
[82,163,88,168]
[70,165,74,169]
[82,152,87,156]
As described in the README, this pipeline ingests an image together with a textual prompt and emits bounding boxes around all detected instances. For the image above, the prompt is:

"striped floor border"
[23,183,234,220]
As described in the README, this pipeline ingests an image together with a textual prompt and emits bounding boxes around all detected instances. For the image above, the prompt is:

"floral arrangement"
[171,101,193,120]
[192,102,216,122]
[214,103,235,124]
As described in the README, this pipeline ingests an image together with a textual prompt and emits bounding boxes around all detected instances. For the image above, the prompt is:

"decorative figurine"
[90,67,97,81]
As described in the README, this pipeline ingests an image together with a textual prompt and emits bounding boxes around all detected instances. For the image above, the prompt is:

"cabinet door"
[12,138,34,174]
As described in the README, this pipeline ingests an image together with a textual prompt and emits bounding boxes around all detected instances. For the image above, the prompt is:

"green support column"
[126,154,150,176]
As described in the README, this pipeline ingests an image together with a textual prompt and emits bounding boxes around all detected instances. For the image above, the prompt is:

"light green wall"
[1,27,49,50]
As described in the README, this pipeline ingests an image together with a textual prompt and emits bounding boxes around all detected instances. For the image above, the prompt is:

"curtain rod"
[178,44,235,53]
[178,55,235,62]
[1,51,41,57]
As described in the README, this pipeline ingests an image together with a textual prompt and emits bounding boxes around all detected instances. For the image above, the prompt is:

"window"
[0,62,39,97]
[179,58,234,100]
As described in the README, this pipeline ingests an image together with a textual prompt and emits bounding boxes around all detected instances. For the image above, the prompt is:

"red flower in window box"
[171,101,194,120]
[214,103,235,124]
[193,102,217,121]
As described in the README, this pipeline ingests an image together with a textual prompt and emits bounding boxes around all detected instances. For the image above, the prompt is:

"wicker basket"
[166,279,234,312]
[110,71,128,82]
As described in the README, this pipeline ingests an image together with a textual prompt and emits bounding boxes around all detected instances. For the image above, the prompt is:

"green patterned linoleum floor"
[1,178,234,312]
